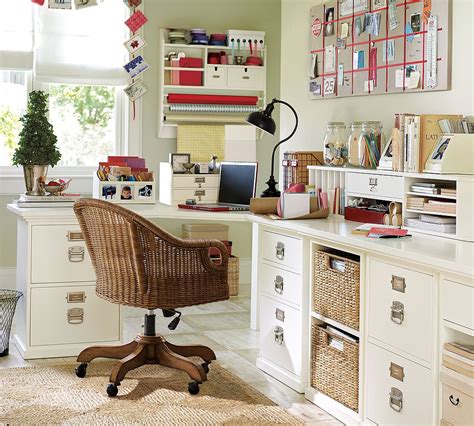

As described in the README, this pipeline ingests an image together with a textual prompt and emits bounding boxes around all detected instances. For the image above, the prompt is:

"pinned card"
[383,39,395,62]
[124,35,147,54]
[338,64,344,86]
[406,23,415,43]
[364,80,374,92]
[395,69,404,88]
[340,22,349,39]
[123,55,149,79]
[124,80,147,101]
[123,0,142,7]
[49,0,72,9]
[125,10,148,33]
[408,71,420,89]
[324,45,336,73]
[74,0,98,10]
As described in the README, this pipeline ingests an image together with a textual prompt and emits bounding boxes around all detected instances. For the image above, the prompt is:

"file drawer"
[205,65,227,88]
[366,342,433,425]
[260,230,302,272]
[368,258,434,363]
[30,285,120,346]
[173,188,219,204]
[31,225,95,284]
[442,384,473,425]
[172,174,220,189]
[260,261,302,306]
[346,172,403,200]
[443,279,474,332]
[260,295,302,376]
[227,66,265,90]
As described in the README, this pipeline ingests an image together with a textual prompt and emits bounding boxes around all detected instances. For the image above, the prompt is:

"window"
[0,71,29,166]
[47,84,120,166]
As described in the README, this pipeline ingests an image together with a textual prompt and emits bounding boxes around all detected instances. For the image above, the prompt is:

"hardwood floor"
[0,284,341,425]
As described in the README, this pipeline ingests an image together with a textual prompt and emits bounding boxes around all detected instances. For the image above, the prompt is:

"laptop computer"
[178,162,258,212]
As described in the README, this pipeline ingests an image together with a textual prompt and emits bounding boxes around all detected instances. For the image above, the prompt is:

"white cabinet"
[443,279,474,333]
[442,384,473,426]
[260,261,302,307]
[205,65,228,88]
[260,230,303,273]
[366,342,434,425]
[227,66,266,90]
[368,258,435,364]
[346,172,403,200]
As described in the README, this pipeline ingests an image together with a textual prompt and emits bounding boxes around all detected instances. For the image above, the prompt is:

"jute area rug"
[0,361,302,425]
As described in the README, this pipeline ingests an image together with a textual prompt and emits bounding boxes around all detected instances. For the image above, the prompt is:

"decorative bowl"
[41,178,71,195]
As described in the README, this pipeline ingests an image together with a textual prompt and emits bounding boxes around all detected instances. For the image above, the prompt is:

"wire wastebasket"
[0,290,22,357]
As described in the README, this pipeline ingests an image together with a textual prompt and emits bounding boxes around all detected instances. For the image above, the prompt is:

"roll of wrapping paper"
[166,114,246,123]
[391,214,403,226]
[389,201,402,215]
[250,197,329,220]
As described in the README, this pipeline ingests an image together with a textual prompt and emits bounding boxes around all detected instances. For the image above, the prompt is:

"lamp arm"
[269,99,299,178]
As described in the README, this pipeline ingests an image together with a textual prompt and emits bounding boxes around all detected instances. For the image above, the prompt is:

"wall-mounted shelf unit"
[308,166,474,242]
[158,29,267,138]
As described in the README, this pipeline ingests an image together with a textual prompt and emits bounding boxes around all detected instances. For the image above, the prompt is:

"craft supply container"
[323,122,347,166]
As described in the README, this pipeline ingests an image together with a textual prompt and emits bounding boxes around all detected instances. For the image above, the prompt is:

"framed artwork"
[101,184,117,200]
[170,153,191,174]
[138,184,153,199]
[120,184,134,201]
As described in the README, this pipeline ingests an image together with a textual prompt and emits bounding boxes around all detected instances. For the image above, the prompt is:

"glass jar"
[357,121,385,168]
[347,122,364,167]
[323,122,347,166]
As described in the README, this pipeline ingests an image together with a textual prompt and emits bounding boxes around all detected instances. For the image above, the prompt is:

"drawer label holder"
[67,308,84,324]
[389,362,405,382]
[66,292,86,303]
[391,275,406,293]
[67,231,84,242]
[275,308,285,322]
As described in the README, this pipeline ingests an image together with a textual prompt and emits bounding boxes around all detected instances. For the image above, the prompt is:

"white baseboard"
[0,267,16,290]
[0,260,250,290]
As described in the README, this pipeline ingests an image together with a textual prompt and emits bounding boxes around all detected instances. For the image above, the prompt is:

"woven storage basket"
[313,250,360,330]
[228,256,239,296]
[311,324,359,412]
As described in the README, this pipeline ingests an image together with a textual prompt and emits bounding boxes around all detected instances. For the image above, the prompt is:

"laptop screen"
[218,162,257,205]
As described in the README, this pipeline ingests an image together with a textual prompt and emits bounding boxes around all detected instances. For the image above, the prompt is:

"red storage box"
[344,206,385,224]
[179,58,203,86]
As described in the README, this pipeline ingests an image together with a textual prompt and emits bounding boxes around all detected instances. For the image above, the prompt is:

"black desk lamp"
[246,98,299,198]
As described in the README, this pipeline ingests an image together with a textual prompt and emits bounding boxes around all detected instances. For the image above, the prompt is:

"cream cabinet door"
[260,261,302,307]
[260,230,302,273]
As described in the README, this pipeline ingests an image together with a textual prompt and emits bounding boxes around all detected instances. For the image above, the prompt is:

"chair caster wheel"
[188,381,200,395]
[201,362,210,374]
[75,363,87,378]
[107,383,119,397]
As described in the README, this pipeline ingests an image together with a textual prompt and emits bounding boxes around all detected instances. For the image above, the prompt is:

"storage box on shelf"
[307,166,474,241]
[159,162,219,205]
[93,175,155,204]
[158,29,267,138]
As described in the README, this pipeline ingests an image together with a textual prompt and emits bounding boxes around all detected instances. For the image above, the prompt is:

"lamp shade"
[246,111,276,136]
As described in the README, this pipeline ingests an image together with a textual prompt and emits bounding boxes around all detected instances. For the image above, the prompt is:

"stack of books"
[404,215,456,234]
[406,196,425,210]
[15,194,82,208]
[410,182,442,195]
[440,187,457,197]
[442,342,474,379]
[439,118,474,134]
[424,199,456,215]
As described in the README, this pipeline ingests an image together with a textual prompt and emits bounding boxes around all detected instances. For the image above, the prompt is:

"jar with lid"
[347,122,364,167]
[323,122,347,166]
[357,121,385,168]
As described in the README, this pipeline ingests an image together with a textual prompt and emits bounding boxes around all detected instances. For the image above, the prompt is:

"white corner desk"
[7,202,474,425]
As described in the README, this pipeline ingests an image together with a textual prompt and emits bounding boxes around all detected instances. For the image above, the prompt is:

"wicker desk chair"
[73,199,229,397]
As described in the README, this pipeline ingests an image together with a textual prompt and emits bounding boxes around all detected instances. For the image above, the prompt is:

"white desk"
[8,202,474,424]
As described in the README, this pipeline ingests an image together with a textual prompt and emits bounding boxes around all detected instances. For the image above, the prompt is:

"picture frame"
[101,184,117,200]
[138,184,153,199]
[169,153,191,174]
[120,184,134,201]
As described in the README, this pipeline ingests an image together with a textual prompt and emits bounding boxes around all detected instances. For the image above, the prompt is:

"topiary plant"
[12,90,61,167]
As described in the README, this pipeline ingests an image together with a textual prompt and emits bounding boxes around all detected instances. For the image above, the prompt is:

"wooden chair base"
[76,334,216,396]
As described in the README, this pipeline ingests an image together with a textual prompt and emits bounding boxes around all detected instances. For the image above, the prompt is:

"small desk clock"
[424,134,474,174]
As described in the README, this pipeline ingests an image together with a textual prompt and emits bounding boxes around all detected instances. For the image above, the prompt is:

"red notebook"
[368,227,409,238]
[178,204,230,212]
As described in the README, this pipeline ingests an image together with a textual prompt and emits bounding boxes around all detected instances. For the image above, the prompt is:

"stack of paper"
[443,343,474,379]
[404,218,456,234]
[424,200,456,214]
[406,197,425,210]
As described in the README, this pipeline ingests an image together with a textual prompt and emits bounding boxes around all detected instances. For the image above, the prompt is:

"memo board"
[309,0,451,99]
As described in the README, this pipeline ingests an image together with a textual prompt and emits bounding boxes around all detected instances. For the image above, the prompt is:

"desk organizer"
[93,175,155,204]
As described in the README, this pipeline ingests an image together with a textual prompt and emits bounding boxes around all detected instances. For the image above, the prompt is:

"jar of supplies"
[347,122,364,167]
[357,121,384,168]
[323,122,347,166]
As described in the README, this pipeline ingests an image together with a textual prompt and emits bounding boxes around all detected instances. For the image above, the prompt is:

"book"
[368,227,408,238]
[420,214,456,224]
[15,200,76,208]
[19,194,82,202]
[404,218,456,234]
[419,114,463,171]
[351,223,400,236]
[393,113,414,171]
[445,342,474,361]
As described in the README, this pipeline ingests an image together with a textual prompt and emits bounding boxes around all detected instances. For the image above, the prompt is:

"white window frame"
[0,73,142,195]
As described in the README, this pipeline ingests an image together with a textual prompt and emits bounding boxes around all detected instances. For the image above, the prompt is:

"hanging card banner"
[74,0,98,10]
[49,0,72,9]
[125,10,148,33]
[124,35,147,54]
[312,17,322,37]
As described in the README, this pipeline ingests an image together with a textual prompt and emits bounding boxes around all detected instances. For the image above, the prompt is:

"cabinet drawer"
[366,343,433,425]
[30,285,120,346]
[442,384,473,425]
[260,295,302,375]
[173,188,219,203]
[346,172,403,200]
[173,175,220,189]
[260,261,302,306]
[260,230,302,272]
[443,280,474,331]
[227,66,265,90]
[368,259,434,363]
[31,225,96,284]
[205,65,227,88]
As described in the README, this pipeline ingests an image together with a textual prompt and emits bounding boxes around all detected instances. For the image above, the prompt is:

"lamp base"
[261,176,281,198]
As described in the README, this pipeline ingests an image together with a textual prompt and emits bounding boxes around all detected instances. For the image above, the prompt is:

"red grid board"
[310,0,448,98]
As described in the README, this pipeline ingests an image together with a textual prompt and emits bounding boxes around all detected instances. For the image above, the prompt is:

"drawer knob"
[274,326,284,345]
[67,308,84,324]
[390,301,405,325]
[389,387,403,412]
[274,276,284,294]
[68,246,85,263]
[275,242,285,260]
[275,308,285,322]
[449,395,460,406]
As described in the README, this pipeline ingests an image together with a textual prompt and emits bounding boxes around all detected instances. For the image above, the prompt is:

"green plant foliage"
[12,91,61,167]
[0,108,20,151]
[50,85,115,129]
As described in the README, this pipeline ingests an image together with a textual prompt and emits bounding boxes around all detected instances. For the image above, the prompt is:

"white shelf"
[311,312,360,338]
[406,192,457,200]
[164,43,258,52]
[405,209,457,217]
[163,85,264,92]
